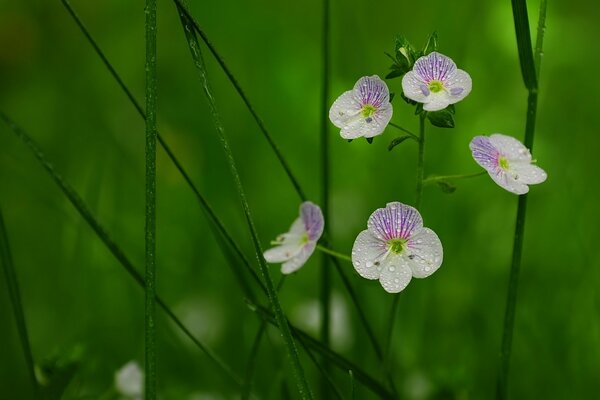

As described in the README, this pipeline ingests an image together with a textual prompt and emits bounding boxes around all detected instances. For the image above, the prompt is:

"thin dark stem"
[176,9,313,399]
[389,122,418,140]
[415,113,426,210]
[423,171,486,185]
[0,206,39,397]
[319,1,331,396]
[496,0,546,398]
[144,0,158,396]
[316,244,352,262]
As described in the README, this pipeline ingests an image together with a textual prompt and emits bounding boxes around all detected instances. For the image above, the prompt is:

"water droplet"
[389,266,395,272]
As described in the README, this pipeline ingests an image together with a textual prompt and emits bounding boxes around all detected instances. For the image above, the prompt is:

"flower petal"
[489,134,532,162]
[413,52,457,82]
[329,90,362,129]
[264,242,304,263]
[367,202,423,241]
[353,75,390,108]
[406,228,443,278]
[423,93,452,111]
[281,242,316,274]
[512,163,547,185]
[488,169,530,195]
[378,256,412,293]
[339,104,392,139]
[470,135,499,171]
[401,71,428,103]
[351,230,387,280]
[300,201,324,241]
[445,69,472,103]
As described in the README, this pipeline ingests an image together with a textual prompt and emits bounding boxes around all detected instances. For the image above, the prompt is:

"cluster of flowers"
[264,51,547,293]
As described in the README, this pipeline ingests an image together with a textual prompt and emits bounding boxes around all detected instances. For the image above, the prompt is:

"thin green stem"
[176,9,313,399]
[496,1,546,398]
[415,113,426,210]
[144,0,158,397]
[389,122,419,140]
[59,0,266,297]
[423,171,486,185]
[319,0,331,397]
[0,112,242,387]
[0,206,39,397]
[316,244,351,263]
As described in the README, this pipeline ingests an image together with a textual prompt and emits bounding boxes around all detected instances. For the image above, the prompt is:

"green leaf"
[414,103,424,115]
[423,31,438,55]
[366,137,374,144]
[388,135,414,151]
[427,109,455,128]
[389,92,395,102]
[385,69,404,79]
[436,180,457,194]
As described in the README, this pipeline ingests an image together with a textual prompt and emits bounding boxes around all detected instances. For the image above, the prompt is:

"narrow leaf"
[436,180,457,194]
[422,31,438,55]
[427,109,455,128]
[388,135,413,151]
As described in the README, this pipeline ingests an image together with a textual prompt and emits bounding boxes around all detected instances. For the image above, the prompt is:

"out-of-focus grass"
[0,0,598,399]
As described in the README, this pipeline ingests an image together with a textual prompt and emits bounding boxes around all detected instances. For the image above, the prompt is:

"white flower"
[352,202,443,293]
[263,201,324,274]
[401,51,472,111]
[329,75,393,139]
[114,361,143,399]
[470,134,547,195]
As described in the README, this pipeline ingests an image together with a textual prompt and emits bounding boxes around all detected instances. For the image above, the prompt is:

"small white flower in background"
[470,134,547,195]
[352,202,443,293]
[329,75,393,139]
[402,51,472,111]
[115,361,143,399]
[263,201,324,274]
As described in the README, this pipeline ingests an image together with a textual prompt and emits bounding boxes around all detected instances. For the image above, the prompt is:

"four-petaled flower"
[329,75,393,139]
[470,134,547,195]
[352,202,443,293]
[263,201,324,274]
[402,51,472,111]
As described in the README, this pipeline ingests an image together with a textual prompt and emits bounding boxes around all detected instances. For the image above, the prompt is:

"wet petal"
[423,93,452,111]
[367,202,423,241]
[401,71,428,103]
[512,163,547,184]
[406,228,443,278]
[339,104,392,139]
[353,75,390,108]
[351,230,387,280]
[281,242,316,274]
[445,69,472,103]
[470,136,499,171]
[413,52,457,82]
[264,242,304,263]
[329,91,362,129]
[379,256,412,293]
[489,134,532,162]
[300,201,324,241]
[488,168,529,195]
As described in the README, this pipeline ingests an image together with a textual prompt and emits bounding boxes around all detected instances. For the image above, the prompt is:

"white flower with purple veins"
[329,75,393,139]
[263,201,324,274]
[402,52,472,111]
[470,134,547,195]
[352,202,443,294]
[114,361,143,399]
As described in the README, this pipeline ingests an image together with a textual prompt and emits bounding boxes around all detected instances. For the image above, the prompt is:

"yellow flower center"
[428,80,444,93]
[388,238,407,255]
[361,104,377,118]
[499,156,510,170]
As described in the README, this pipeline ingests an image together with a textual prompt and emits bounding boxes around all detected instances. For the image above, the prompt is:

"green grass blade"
[299,342,344,400]
[496,1,547,399]
[0,206,39,397]
[59,0,265,297]
[176,8,313,399]
[144,0,158,396]
[172,0,306,201]
[0,111,242,387]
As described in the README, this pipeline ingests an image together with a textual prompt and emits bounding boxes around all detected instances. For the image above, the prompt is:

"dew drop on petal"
[389,266,395,272]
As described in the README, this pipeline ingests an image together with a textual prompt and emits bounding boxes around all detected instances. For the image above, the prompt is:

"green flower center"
[361,104,377,118]
[388,238,407,255]
[499,156,510,170]
[428,80,444,93]
[300,233,310,245]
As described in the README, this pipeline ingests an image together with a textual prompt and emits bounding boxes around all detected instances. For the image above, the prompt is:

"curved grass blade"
[59,0,265,297]
[0,111,242,387]
[176,8,313,399]
[510,0,538,90]
[0,206,39,397]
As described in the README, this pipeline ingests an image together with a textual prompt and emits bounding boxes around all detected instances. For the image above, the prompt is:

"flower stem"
[423,171,486,185]
[415,113,427,209]
[389,122,419,140]
[144,0,158,397]
[496,1,546,399]
[316,244,352,263]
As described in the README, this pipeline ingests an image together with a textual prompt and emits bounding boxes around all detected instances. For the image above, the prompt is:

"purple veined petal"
[511,163,547,185]
[339,103,393,139]
[413,52,457,83]
[300,201,324,241]
[470,136,500,171]
[401,71,428,103]
[353,75,390,108]
[378,256,412,293]
[422,92,452,111]
[264,242,304,263]
[367,202,423,241]
[489,134,532,162]
[351,230,387,280]
[281,242,317,274]
[329,90,362,129]
[445,69,472,102]
[406,228,443,278]
[487,167,529,195]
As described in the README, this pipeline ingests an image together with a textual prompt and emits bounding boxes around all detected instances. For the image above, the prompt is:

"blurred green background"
[0,0,598,398]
